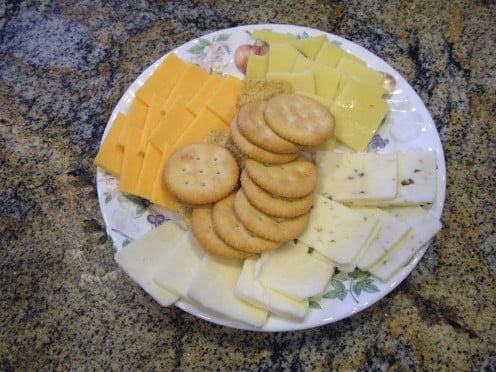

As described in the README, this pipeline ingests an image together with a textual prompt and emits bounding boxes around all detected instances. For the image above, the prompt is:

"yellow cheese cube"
[336,57,384,86]
[330,80,389,151]
[245,54,269,79]
[266,70,315,95]
[289,34,327,60]
[267,43,301,72]
[292,54,342,99]
[94,112,126,176]
[251,29,297,43]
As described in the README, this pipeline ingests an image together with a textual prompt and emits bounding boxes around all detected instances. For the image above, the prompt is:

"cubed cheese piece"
[298,195,378,265]
[314,151,397,202]
[289,34,327,60]
[368,206,442,281]
[257,240,334,301]
[187,254,268,328]
[235,258,309,319]
[330,80,389,151]
[136,53,186,106]
[252,29,297,44]
[153,232,205,297]
[353,208,412,270]
[336,57,384,86]
[205,75,242,124]
[245,54,269,79]
[267,42,301,72]
[114,220,185,306]
[266,70,315,95]
[94,112,126,176]
[292,54,342,99]
[315,41,367,67]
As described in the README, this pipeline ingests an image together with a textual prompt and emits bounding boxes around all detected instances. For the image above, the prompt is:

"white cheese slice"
[152,232,205,297]
[353,207,412,270]
[114,221,185,306]
[235,258,309,319]
[256,240,334,301]
[298,195,378,265]
[187,254,268,328]
[368,206,442,281]
[350,151,438,207]
[315,151,397,202]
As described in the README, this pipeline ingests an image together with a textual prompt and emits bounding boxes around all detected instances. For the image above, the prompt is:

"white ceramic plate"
[96,24,446,332]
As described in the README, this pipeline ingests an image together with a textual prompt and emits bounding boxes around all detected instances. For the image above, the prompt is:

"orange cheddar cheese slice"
[186,72,224,116]
[151,143,178,211]
[205,75,242,124]
[94,112,126,177]
[134,143,163,200]
[173,107,230,149]
[119,126,144,195]
[138,94,163,154]
[117,98,149,146]
[161,63,210,114]
[135,53,186,106]
[149,96,195,151]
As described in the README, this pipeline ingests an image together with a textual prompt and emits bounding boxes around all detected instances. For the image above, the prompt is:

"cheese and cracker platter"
[95,24,446,331]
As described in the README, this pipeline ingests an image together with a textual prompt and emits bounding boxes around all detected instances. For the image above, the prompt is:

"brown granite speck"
[1,0,495,370]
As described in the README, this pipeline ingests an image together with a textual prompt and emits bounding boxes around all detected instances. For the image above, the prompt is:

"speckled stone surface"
[1,0,495,370]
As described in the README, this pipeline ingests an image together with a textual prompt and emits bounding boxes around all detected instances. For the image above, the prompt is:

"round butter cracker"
[244,156,317,198]
[212,193,281,253]
[264,93,335,146]
[191,204,253,260]
[164,143,239,205]
[233,189,310,242]
[240,169,314,218]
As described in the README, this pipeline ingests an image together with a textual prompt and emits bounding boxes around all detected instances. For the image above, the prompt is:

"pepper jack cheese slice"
[314,151,397,202]
[235,258,309,320]
[187,254,269,328]
[114,220,185,306]
[298,195,378,265]
[330,80,389,151]
[353,207,412,270]
[368,206,442,281]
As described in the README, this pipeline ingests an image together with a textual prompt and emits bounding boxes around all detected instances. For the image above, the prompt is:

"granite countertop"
[1,0,495,370]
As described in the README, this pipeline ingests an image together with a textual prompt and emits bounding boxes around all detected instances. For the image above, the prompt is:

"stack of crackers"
[163,91,335,259]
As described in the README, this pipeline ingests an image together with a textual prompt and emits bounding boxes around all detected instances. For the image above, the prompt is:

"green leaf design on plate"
[309,299,322,309]
[122,238,131,248]
[321,268,380,305]
[104,192,112,204]
[123,194,149,217]
[215,33,230,42]
[187,38,212,55]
